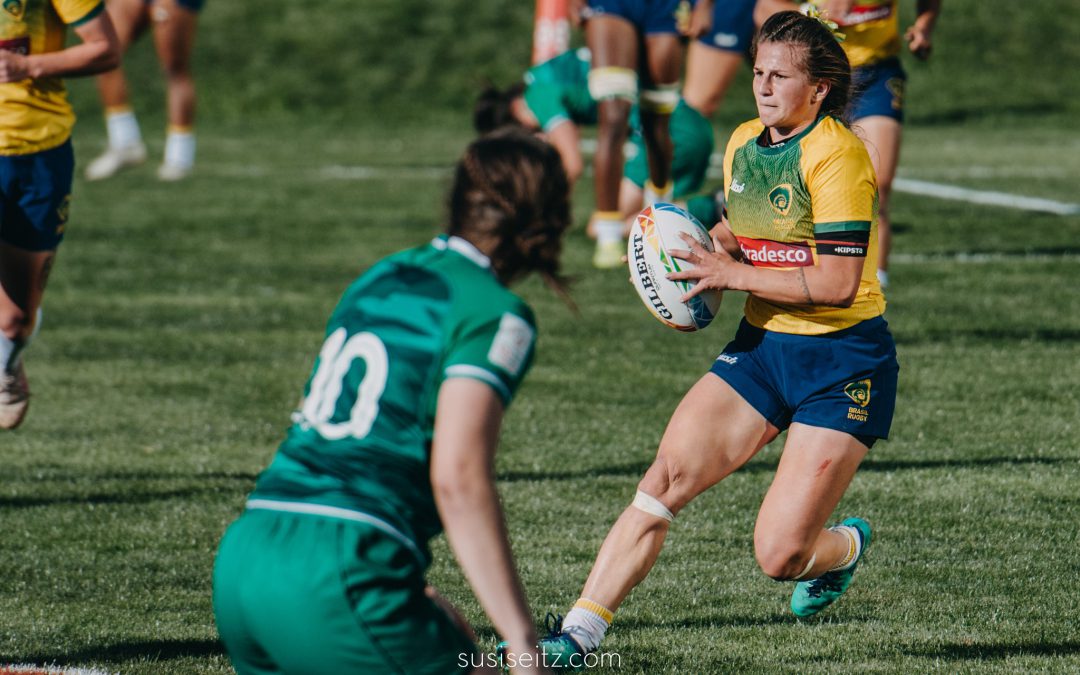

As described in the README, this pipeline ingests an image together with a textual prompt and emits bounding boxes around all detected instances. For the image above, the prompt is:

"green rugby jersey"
[524,48,713,195]
[249,235,537,568]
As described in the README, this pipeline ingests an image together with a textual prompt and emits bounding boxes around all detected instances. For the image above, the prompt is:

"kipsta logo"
[768,184,793,216]
[844,379,871,407]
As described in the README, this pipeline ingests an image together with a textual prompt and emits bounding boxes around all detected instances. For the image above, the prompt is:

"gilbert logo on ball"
[628,203,722,332]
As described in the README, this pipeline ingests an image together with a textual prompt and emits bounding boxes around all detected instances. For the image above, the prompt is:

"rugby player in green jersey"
[213,130,571,674]
[474,48,715,244]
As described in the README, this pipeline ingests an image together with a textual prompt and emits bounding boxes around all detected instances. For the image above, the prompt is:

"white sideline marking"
[892,178,1080,216]
[581,138,1080,215]
[204,153,1080,216]
[891,251,1080,264]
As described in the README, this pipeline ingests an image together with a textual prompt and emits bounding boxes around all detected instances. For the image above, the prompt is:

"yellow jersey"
[723,116,885,335]
[809,0,900,67]
[0,0,103,155]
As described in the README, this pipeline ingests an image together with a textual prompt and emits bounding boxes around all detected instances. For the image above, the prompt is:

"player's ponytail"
[448,129,572,301]
[755,10,852,123]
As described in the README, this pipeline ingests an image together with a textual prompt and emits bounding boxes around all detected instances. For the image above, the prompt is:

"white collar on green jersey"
[432,235,492,270]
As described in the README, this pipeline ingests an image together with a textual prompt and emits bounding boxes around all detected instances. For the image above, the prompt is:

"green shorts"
[213,508,475,675]
[624,99,714,198]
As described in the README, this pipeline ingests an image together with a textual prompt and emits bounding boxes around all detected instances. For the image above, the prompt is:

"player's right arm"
[430,378,549,674]
[0,5,119,83]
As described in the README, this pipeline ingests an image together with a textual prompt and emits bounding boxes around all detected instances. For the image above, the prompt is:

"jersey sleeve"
[443,305,537,406]
[53,0,104,25]
[524,82,572,133]
[803,136,877,236]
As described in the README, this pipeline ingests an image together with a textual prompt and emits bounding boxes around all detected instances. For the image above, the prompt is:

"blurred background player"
[84,0,202,181]
[575,0,710,268]
[806,0,942,287]
[532,12,897,666]
[683,0,803,118]
[213,131,570,675]
[474,47,714,236]
[0,0,119,429]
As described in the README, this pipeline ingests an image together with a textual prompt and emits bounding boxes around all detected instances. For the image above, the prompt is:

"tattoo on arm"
[797,268,814,304]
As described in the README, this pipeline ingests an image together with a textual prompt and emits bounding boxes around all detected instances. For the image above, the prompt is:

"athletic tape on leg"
[588,67,638,102]
[632,490,674,522]
[640,83,680,114]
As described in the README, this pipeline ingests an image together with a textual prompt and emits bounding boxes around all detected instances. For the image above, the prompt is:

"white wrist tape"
[632,490,674,522]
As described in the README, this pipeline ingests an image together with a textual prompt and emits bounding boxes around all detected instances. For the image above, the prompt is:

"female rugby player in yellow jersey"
[810,0,941,286]
[0,0,120,429]
[84,0,203,181]
[532,11,898,666]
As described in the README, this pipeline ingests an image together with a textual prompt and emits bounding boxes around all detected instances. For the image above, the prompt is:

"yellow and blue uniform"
[698,0,756,54]
[709,116,898,444]
[809,0,906,121]
[584,0,691,35]
[0,0,103,251]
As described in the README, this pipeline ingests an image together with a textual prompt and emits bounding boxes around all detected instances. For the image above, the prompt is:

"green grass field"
[1,1,1078,673]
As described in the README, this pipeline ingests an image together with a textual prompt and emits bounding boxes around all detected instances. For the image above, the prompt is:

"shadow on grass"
[0,637,224,667]
[895,327,1080,345]
[903,640,1080,660]
[0,487,237,509]
[0,469,259,509]
[499,455,1071,482]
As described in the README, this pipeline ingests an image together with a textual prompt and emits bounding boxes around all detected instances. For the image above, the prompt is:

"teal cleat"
[791,517,872,618]
[497,613,587,672]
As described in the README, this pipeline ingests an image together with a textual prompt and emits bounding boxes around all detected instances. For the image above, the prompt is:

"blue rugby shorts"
[709,316,900,445]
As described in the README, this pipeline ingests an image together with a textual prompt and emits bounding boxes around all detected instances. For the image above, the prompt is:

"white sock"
[164,128,196,169]
[594,217,623,245]
[644,180,673,206]
[0,334,15,373]
[105,109,142,149]
[876,269,889,288]
[829,525,863,571]
[561,599,612,652]
[0,309,38,374]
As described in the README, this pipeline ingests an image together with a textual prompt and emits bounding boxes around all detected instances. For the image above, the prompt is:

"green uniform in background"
[524,48,715,199]
[214,235,537,674]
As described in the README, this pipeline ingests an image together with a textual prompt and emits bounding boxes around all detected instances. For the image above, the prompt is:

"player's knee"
[596,101,631,138]
[160,57,191,80]
[754,535,812,581]
[637,456,698,514]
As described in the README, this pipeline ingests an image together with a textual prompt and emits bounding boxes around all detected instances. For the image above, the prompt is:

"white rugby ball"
[627,203,722,332]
